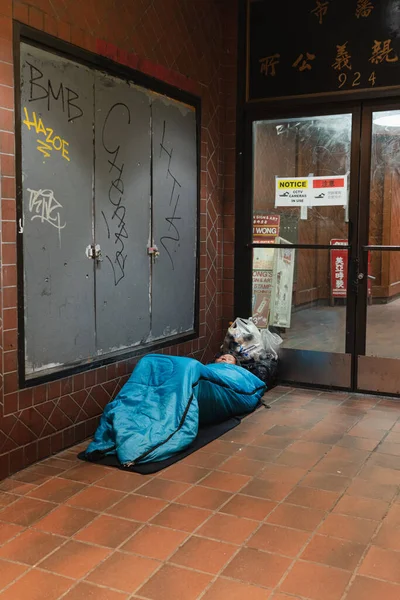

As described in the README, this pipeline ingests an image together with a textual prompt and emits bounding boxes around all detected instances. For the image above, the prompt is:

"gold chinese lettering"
[311,1,329,25]
[369,39,398,64]
[259,54,280,76]
[332,42,352,71]
[355,0,374,18]
[293,52,316,71]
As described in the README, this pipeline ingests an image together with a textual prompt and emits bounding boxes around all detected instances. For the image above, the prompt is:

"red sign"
[253,215,280,244]
[330,239,373,298]
[330,239,348,297]
[313,178,345,189]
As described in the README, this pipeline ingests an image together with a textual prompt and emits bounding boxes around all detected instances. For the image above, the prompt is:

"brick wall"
[0,0,237,478]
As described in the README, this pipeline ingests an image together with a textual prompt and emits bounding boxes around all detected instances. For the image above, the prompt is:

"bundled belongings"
[222,318,282,386]
[84,354,265,467]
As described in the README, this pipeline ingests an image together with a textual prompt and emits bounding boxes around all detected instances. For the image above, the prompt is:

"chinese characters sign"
[275,176,348,208]
[248,0,400,100]
[330,240,348,297]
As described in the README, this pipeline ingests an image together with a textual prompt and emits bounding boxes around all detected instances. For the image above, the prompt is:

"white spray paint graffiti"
[27,188,66,247]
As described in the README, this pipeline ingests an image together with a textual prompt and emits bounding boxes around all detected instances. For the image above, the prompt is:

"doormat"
[77,416,241,474]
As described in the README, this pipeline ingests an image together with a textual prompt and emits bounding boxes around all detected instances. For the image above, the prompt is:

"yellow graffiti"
[23,107,70,162]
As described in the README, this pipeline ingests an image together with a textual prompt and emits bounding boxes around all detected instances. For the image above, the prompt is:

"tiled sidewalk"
[0,386,399,600]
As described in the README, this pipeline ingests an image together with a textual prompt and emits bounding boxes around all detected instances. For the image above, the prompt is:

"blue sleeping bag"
[85,354,265,466]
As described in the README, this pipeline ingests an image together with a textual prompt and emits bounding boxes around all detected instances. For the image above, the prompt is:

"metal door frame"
[237,98,400,395]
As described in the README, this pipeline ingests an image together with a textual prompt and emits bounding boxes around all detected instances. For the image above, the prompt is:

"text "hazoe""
[23,107,70,162]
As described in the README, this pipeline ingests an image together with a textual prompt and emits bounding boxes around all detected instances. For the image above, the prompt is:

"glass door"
[248,108,361,389]
[357,106,400,394]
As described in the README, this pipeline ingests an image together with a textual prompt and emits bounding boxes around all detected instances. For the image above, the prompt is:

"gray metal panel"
[94,74,151,354]
[20,43,95,376]
[151,97,197,339]
[279,348,352,388]
[358,355,400,395]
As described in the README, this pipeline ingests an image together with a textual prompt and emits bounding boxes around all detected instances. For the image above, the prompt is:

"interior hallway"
[0,386,399,600]
[282,298,400,357]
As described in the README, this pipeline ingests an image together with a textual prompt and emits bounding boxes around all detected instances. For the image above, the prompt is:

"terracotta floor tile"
[323,445,370,465]
[197,513,258,544]
[375,442,400,456]
[359,545,400,584]
[34,505,96,536]
[158,464,209,484]
[300,534,365,570]
[122,524,187,560]
[258,464,307,485]
[0,559,27,588]
[318,514,379,544]
[266,425,304,439]
[385,431,400,444]
[151,504,212,532]
[285,486,339,511]
[348,425,388,440]
[175,485,231,510]
[223,547,291,588]
[62,464,110,484]
[86,551,159,592]
[362,459,400,481]
[26,478,86,504]
[220,494,276,521]
[345,576,400,600]
[201,471,251,492]
[241,479,293,502]
[39,540,110,578]
[247,524,310,557]
[280,561,351,600]
[333,495,389,520]
[0,568,73,600]
[338,435,378,451]
[95,471,145,492]
[271,594,301,600]
[0,528,63,564]
[346,477,398,502]
[219,457,264,477]
[61,581,129,600]
[203,440,242,455]
[67,486,126,511]
[314,457,360,477]
[236,445,281,462]
[0,497,56,526]
[137,564,212,600]
[0,493,18,508]
[384,502,400,527]
[0,480,37,495]
[222,428,258,444]
[267,504,325,531]
[373,524,400,551]
[170,535,237,574]
[300,472,351,492]
[75,514,140,547]
[184,451,227,469]
[0,522,24,545]
[202,577,271,599]
[134,479,190,501]
[107,494,166,522]
[273,451,320,469]
[250,435,292,450]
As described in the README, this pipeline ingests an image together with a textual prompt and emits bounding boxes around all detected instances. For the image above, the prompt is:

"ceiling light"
[373,114,400,127]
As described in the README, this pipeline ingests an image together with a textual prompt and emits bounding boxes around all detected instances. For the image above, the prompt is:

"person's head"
[215,353,237,365]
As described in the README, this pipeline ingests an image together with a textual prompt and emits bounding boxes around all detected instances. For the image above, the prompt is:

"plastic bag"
[222,318,264,361]
[260,328,283,360]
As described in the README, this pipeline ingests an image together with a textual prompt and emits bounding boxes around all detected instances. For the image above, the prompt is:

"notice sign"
[276,176,347,208]
[253,214,280,244]
[275,178,309,207]
[330,239,348,298]
[312,176,347,207]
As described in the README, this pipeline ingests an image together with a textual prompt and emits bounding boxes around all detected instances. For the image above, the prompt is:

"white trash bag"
[222,317,264,361]
[260,328,282,360]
